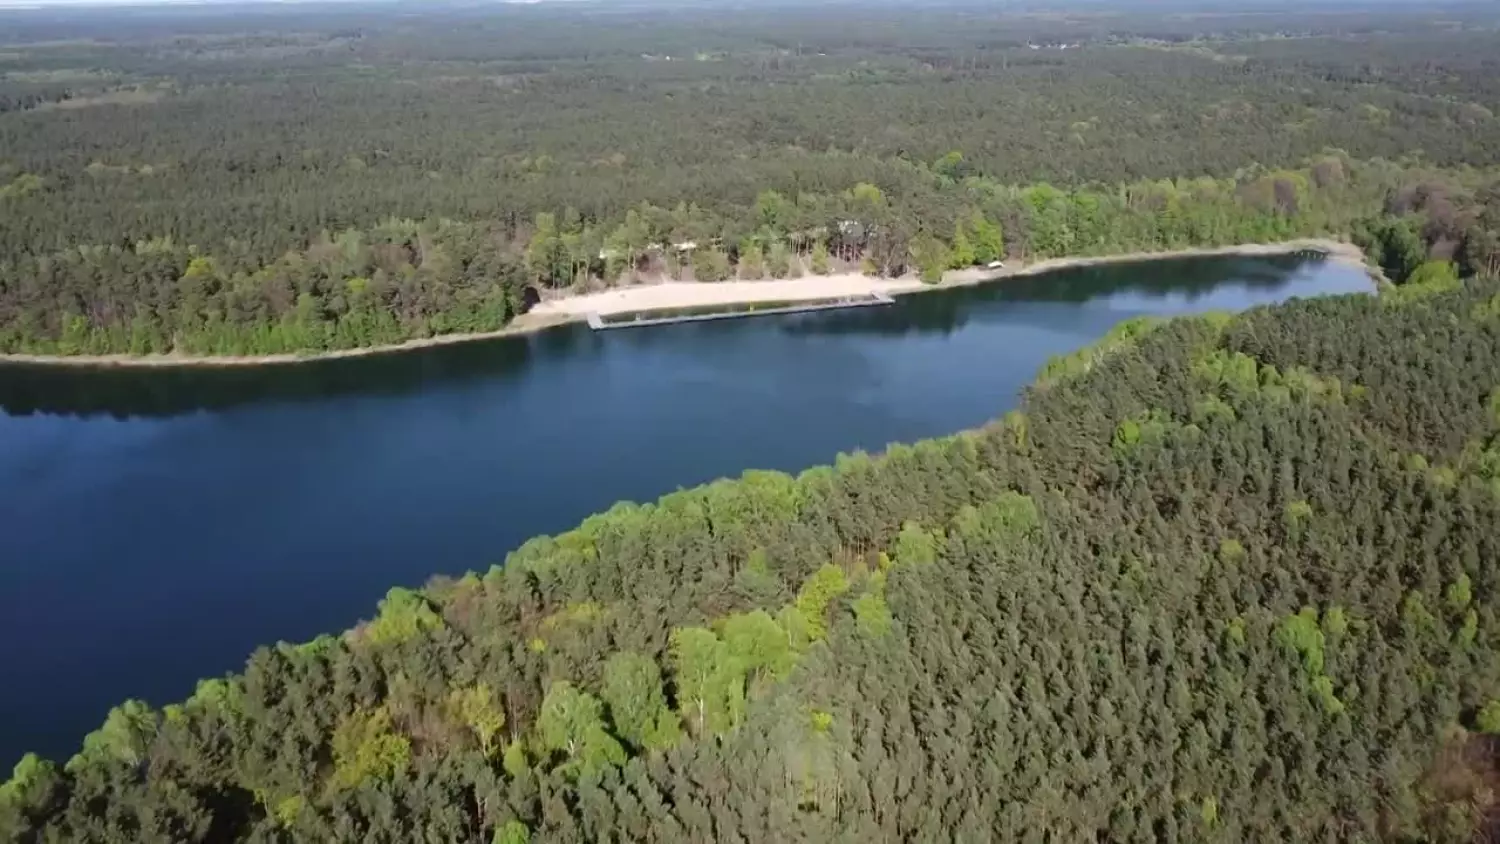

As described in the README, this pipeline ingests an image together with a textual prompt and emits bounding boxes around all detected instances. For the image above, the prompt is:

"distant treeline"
[1,4,1499,356]
[1,155,1497,357]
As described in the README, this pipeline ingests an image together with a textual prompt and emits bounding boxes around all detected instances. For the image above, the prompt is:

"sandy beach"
[0,239,1370,368]
[531,274,929,318]
[537,238,1367,319]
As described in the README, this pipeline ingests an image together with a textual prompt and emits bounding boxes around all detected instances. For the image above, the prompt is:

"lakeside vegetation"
[7,264,1500,841]
[2,3,1499,357]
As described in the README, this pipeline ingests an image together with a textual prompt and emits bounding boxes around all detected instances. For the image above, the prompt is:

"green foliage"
[810,240,831,275]
[849,182,885,209]
[535,682,626,778]
[952,491,1042,544]
[893,521,939,567]
[1477,702,1500,734]
[1283,499,1313,532]
[970,211,1005,264]
[756,190,792,233]
[186,677,243,716]
[776,605,815,652]
[737,241,765,279]
[330,706,410,790]
[0,172,43,199]
[692,248,732,282]
[495,820,531,844]
[1218,538,1247,565]
[68,700,156,771]
[502,740,528,780]
[1113,409,1174,459]
[539,601,608,635]
[1407,259,1461,289]
[1277,608,1347,716]
[1194,349,1263,396]
[272,795,305,828]
[1403,591,1438,636]
[1446,574,1473,612]
[1386,259,1463,305]
[0,754,57,817]
[721,610,795,682]
[447,684,506,756]
[852,578,894,638]
[949,220,976,268]
[1041,315,1162,386]
[1475,293,1500,322]
[809,710,834,733]
[1002,410,1029,449]
[1458,609,1479,646]
[1224,617,1247,648]
[669,627,747,736]
[767,241,792,278]
[1192,394,1238,426]
[1200,795,1219,828]
[933,150,967,181]
[1309,675,1346,716]
[989,491,1040,537]
[794,564,851,642]
[1366,217,1427,282]
[1277,608,1327,676]
[364,587,443,647]
[601,652,682,752]
[1323,606,1349,639]
[910,233,951,284]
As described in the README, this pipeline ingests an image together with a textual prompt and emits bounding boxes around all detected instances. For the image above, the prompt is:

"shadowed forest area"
[1,1,1499,354]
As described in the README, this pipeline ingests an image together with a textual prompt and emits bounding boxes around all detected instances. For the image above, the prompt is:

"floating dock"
[587,291,894,330]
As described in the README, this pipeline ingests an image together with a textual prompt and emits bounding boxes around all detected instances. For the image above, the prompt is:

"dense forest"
[6,248,1500,841]
[2,2,1500,355]
[7,5,1500,839]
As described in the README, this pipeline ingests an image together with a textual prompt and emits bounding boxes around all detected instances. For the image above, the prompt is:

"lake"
[0,252,1371,766]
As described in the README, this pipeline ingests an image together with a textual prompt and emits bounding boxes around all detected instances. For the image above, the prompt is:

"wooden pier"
[587,291,894,331]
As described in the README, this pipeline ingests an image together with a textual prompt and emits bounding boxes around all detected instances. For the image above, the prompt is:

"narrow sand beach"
[537,239,1367,319]
[0,239,1369,368]
[532,274,926,318]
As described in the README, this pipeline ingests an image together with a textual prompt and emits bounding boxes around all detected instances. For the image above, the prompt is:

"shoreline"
[0,239,1369,369]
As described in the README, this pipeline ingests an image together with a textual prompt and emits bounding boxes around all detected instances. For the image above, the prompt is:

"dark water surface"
[0,253,1370,765]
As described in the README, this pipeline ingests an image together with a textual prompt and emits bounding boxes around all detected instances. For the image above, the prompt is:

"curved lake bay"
[0,253,1371,764]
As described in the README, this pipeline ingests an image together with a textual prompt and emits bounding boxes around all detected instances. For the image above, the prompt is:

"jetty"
[586,291,894,330]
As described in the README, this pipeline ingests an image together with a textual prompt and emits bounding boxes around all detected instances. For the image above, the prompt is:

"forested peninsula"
[7,260,1500,842]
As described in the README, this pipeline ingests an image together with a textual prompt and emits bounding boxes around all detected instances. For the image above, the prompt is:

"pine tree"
[950,220,977,268]
[970,211,1005,264]
[811,241,832,275]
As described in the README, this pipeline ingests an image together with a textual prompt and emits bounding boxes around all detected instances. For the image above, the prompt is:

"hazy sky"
[0,0,379,8]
